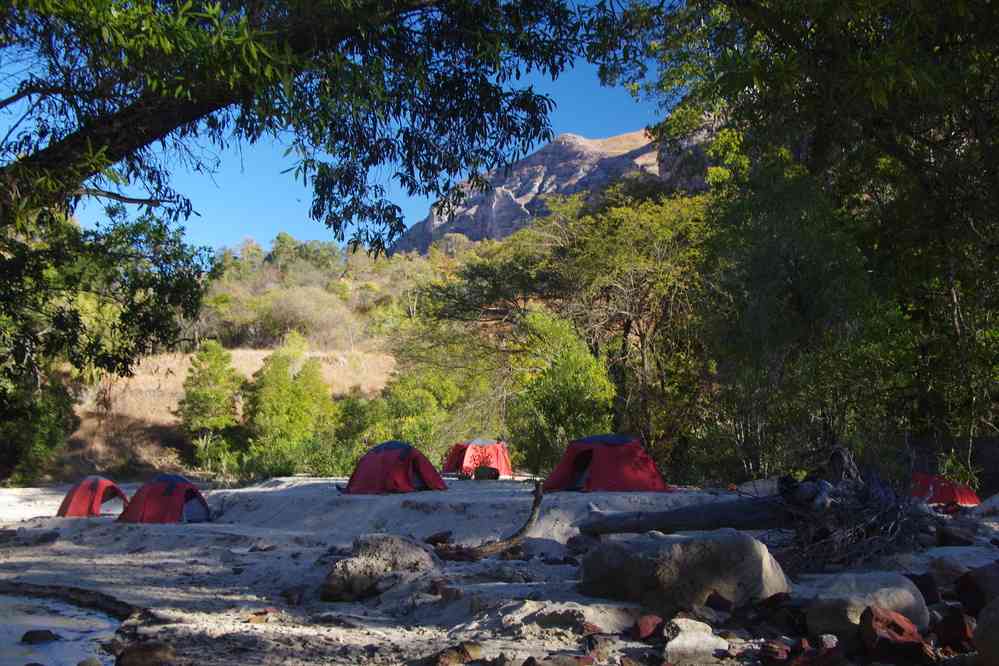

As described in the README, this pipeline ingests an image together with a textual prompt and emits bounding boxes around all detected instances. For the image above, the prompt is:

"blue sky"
[78,61,660,252]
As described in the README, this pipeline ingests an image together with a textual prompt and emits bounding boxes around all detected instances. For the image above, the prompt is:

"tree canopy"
[1,0,582,246]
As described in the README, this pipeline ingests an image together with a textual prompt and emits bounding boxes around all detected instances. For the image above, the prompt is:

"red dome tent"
[442,438,513,477]
[911,472,980,509]
[345,441,448,494]
[56,476,128,518]
[543,434,671,492]
[118,474,211,524]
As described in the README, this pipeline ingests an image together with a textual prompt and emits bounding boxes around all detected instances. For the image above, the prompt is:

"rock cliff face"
[392,130,661,253]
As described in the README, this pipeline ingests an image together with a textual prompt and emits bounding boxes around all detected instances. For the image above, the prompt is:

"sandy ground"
[0,478,744,665]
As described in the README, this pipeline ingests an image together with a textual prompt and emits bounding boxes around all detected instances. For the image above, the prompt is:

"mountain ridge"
[392,129,662,253]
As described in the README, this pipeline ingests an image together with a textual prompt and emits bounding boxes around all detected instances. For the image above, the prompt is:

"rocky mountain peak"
[391,129,662,254]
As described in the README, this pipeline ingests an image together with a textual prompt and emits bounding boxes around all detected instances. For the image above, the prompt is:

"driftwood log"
[578,497,787,537]
[575,448,923,574]
[435,481,544,561]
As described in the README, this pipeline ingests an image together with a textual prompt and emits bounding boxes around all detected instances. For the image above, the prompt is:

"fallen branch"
[578,497,788,537]
[435,481,544,561]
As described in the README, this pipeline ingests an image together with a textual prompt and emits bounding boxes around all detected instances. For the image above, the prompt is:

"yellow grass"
[57,349,395,480]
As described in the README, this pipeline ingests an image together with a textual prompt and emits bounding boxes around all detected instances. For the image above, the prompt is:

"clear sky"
[77,61,661,253]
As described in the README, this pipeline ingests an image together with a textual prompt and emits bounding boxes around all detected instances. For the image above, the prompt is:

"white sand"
[0,477,740,665]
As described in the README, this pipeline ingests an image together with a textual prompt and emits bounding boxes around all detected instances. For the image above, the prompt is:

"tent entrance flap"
[569,450,594,491]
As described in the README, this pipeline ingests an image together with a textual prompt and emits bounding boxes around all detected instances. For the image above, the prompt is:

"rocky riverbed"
[1,477,998,665]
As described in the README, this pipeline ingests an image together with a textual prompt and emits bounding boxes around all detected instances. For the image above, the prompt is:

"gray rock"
[663,617,729,665]
[580,528,789,616]
[799,571,930,643]
[21,629,59,644]
[321,533,437,602]
[393,131,661,253]
[976,596,999,663]
[78,658,103,666]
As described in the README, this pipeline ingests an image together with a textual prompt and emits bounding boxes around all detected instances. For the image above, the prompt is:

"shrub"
[241,333,341,478]
[507,312,616,474]
[1,377,78,485]
[177,341,242,436]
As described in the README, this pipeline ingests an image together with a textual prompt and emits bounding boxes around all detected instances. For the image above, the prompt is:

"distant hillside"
[393,130,660,253]
[58,349,395,480]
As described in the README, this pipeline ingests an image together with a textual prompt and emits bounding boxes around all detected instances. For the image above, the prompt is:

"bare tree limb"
[435,481,544,561]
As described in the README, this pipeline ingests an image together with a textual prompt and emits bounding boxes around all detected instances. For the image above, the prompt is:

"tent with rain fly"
[543,434,671,492]
[911,472,980,509]
[118,474,211,523]
[345,441,447,494]
[56,476,129,517]
[442,438,513,477]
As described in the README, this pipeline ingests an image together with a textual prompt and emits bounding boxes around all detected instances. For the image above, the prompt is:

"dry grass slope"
[56,349,395,480]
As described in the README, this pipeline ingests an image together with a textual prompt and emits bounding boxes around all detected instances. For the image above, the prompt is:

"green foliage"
[242,333,340,478]
[178,341,242,436]
[938,449,982,491]
[1,376,78,485]
[192,433,240,482]
[2,0,584,250]
[507,312,615,474]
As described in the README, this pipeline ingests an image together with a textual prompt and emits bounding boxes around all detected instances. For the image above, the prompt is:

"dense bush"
[0,377,78,484]
[242,333,340,477]
[177,341,242,436]
[506,312,616,474]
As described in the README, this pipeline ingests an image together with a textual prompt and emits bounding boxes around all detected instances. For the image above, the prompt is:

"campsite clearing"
[0,478,735,665]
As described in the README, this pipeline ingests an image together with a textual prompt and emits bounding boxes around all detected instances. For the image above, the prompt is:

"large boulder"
[321,533,437,602]
[976,596,999,663]
[579,528,789,616]
[799,572,930,644]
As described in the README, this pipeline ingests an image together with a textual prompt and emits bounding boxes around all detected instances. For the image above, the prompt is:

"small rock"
[859,606,934,664]
[937,525,977,548]
[116,641,176,666]
[760,639,791,662]
[975,596,999,663]
[905,573,942,605]
[566,533,601,557]
[281,586,305,606]
[21,629,59,644]
[581,634,612,661]
[706,590,735,612]
[817,635,838,650]
[956,560,999,615]
[78,659,103,666]
[631,614,665,641]
[424,531,453,546]
[663,617,729,665]
[933,605,976,652]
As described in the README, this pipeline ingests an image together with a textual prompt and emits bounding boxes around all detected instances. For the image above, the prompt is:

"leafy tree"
[0,373,78,483]
[242,333,340,477]
[2,0,582,249]
[591,0,999,466]
[507,311,615,474]
[177,340,242,436]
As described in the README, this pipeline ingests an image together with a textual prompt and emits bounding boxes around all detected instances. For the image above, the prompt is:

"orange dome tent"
[543,434,671,492]
[118,474,210,523]
[345,441,447,494]
[57,476,128,518]
[911,472,980,509]
[442,438,513,477]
